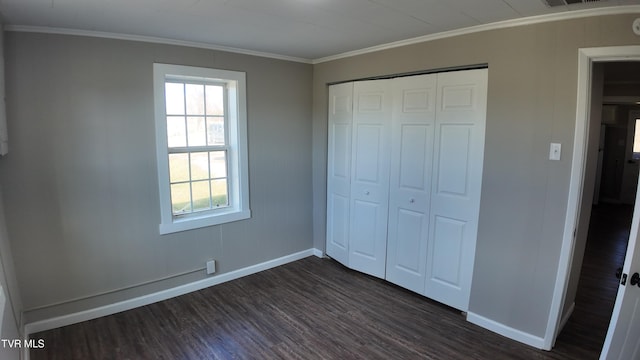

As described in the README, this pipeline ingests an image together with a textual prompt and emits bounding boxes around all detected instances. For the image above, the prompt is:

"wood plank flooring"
[553,203,631,358]
[31,205,628,359]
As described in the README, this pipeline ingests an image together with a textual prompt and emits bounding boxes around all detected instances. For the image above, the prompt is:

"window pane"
[167,116,187,148]
[190,152,209,181]
[165,83,185,115]
[207,117,225,146]
[187,117,206,147]
[186,84,205,115]
[206,85,224,116]
[634,119,640,153]
[192,181,211,211]
[171,183,191,214]
[211,179,228,207]
[169,153,189,183]
[209,151,227,178]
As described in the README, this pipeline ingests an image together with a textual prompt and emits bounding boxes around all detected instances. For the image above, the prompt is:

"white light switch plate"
[549,143,561,161]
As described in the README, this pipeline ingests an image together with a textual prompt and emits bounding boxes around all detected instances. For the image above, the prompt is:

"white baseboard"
[466,311,546,350]
[312,248,324,258]
[24,248,321,336]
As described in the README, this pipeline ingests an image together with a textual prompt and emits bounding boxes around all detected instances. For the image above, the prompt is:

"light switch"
[549,143,561,161]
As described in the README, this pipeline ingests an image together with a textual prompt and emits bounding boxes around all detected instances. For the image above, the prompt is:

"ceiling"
[1,0,640,62]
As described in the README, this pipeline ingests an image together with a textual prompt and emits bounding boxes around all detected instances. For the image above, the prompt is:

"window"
[633,118,640,160]
[154,64,250,234]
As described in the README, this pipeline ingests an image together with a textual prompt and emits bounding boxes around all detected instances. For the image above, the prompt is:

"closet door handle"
[364,190,370,195]
[409,198,415,204]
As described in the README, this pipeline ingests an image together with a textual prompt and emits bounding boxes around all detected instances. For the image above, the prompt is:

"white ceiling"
[1,0,640,62]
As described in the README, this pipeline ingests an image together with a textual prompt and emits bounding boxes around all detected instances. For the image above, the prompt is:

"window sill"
[159,209,251,235]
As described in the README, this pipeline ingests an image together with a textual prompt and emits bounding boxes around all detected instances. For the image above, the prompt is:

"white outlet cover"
[206,260,216,274]
[633,18,640,36]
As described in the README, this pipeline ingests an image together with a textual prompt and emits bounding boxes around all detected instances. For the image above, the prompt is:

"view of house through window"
[164,81,230,215]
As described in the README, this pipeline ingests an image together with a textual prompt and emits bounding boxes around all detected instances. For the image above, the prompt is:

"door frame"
[620,110,640,204]
[544,46,640,350]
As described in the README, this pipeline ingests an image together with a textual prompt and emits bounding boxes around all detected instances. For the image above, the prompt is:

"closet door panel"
[350,199,381,257]
[399,125,430,189]
[348,80,392,279]
[436,125,472,197]
[386,74,436,293]
[425,69,487,311]
[327,194,350,255]
[326,82,353,266]
[393,208,425,272]
[431,215,465,286]
[354,125,383,183]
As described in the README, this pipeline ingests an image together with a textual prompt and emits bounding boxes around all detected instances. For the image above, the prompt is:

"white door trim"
[544,45,640,351]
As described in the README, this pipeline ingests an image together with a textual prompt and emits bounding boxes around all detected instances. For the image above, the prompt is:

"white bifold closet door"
[326,69,487,311]
[423,69,487,310]
[385,74,436,294]
[326,79,392,279]
[347,79,393,279]
[326,82,353,266]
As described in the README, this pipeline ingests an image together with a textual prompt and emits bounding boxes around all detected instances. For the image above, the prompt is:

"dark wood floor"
[553,203,631,358]
[30,207,629,359]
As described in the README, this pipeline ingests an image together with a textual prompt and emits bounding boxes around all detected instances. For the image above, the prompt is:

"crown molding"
[312,5,640,64]
[3,25,312,64]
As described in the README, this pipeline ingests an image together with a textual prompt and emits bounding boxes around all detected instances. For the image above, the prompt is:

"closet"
[326,68,487,311]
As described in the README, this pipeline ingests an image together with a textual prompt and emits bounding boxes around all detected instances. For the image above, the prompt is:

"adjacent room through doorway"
[556,61,640,354]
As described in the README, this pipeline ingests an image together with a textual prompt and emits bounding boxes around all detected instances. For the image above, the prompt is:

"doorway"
[547,48,640,354]
[554,203,632,356]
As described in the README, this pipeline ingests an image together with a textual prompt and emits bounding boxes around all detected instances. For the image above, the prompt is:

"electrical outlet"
[206,260,216,275]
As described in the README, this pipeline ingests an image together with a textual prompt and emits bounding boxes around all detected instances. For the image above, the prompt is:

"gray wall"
[0,32,313,322]
[0,187,22,360]
[0,24,22,360]
[312,14,640,338]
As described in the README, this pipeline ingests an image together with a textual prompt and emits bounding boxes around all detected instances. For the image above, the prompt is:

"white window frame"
[153,63,250,234]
